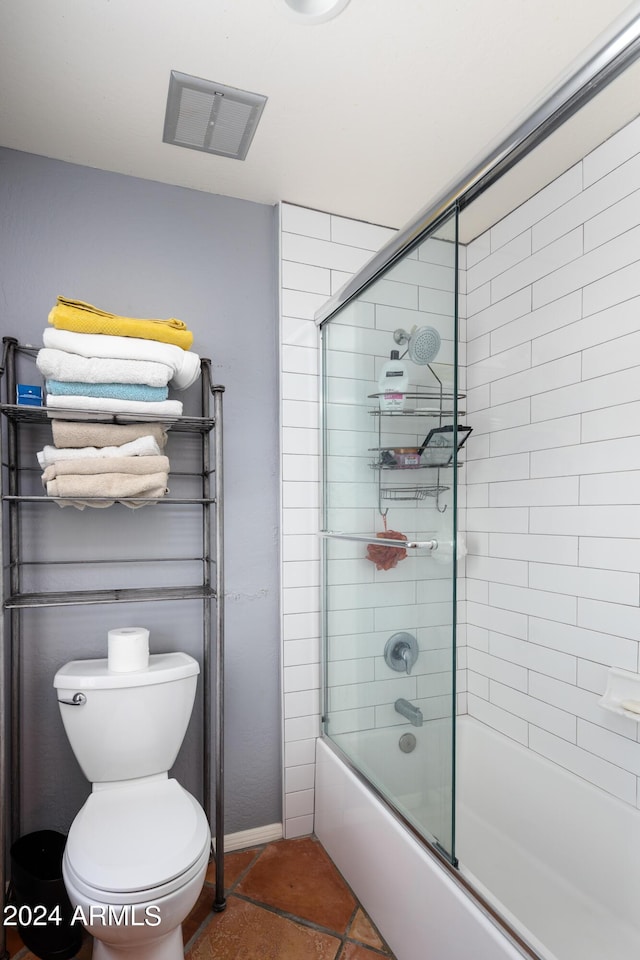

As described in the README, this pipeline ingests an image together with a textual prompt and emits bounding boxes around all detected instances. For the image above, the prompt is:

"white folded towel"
[45,394,183,420]
[37,435,162,469]
[42,328,201,391]
[37,348,172,387]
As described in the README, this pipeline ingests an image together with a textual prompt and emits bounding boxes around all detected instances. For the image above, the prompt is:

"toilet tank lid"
[53,651,199,690]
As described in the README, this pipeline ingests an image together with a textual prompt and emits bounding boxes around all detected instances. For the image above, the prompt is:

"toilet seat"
[65,778,210,904]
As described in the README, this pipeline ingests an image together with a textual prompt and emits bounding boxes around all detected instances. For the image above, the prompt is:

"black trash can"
[9,830,83,960]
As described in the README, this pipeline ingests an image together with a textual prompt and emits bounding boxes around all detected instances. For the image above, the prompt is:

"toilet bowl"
[63,844,209,960]
[54,652,211,960]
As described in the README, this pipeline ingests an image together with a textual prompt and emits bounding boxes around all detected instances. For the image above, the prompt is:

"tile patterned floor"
[186,837,396,960]
[8,836,396,960]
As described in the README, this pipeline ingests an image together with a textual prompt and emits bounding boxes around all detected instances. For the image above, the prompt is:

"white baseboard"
[223,822,283,852]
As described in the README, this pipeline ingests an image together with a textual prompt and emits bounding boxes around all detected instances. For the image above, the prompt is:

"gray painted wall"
[0,148,281,835]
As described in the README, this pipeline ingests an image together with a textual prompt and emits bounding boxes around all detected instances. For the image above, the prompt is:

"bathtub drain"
[399,732,417,753]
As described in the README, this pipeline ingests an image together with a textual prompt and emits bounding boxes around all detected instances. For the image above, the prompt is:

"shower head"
[393,325,441,365]
[409,325,441,364]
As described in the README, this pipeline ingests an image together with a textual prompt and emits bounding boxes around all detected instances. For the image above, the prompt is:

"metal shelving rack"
[0,337,226,959]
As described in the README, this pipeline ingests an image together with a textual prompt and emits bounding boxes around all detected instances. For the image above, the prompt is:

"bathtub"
[315,716,640,960]
[329,719,454,856]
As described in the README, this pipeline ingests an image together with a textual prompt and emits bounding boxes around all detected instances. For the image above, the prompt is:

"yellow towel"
[48,297,194,350]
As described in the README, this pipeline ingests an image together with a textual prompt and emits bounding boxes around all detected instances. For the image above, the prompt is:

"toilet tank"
[53,652,199,784]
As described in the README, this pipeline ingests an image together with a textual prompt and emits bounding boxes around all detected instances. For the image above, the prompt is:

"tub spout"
[395,698,423,727]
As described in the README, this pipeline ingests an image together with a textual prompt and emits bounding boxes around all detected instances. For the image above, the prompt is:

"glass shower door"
[320,211,460,861]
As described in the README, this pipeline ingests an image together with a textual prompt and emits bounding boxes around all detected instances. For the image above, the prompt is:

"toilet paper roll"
[108,627,150,673]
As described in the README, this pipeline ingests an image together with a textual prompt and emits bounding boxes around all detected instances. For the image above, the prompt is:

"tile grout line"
[186,838,396,958]
[183,845,267,954]
[228,891,394,958]
[229,890,351,940]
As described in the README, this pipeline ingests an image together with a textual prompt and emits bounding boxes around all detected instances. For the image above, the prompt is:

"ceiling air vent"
[163,71,267,161]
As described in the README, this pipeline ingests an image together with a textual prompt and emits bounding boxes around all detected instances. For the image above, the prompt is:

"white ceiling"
[0,0,637,233]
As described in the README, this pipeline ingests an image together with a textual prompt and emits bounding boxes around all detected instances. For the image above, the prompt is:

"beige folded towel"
[51,420,168,449]
[41,456,170,486]
[47,472,169,509]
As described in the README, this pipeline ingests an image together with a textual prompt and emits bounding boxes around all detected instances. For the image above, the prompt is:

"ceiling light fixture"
[163,71,267,161]
[280,0,351,24]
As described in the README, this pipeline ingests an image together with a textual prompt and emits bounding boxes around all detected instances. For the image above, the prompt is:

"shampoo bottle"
[378,350,408,411]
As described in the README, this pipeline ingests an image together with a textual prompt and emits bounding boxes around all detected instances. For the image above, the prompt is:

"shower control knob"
[384,632,419,675]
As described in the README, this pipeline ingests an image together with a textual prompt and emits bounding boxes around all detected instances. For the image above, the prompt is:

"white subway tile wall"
[279,203,396,838]
[280,109,640,837]
[321,226,459,832]
[464,113,640,810]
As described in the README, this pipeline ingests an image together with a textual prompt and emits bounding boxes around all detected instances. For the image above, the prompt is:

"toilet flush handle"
[57,692,87,706]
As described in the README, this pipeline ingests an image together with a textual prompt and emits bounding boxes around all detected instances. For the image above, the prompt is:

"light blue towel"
[45,379,169,402]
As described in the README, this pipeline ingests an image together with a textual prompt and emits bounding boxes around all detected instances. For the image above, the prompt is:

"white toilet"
[54,652,211,960]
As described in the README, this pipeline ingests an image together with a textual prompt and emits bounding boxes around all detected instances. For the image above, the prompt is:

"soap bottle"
[378,350,408,411]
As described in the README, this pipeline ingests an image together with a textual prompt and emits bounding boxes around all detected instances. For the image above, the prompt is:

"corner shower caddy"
[0,337,226,959]
[368,383,466,515]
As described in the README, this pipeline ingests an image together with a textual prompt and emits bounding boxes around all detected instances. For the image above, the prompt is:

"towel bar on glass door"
[318,531,437,550]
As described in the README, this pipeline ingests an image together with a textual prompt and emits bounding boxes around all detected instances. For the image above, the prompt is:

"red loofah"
[366,529,408,571]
